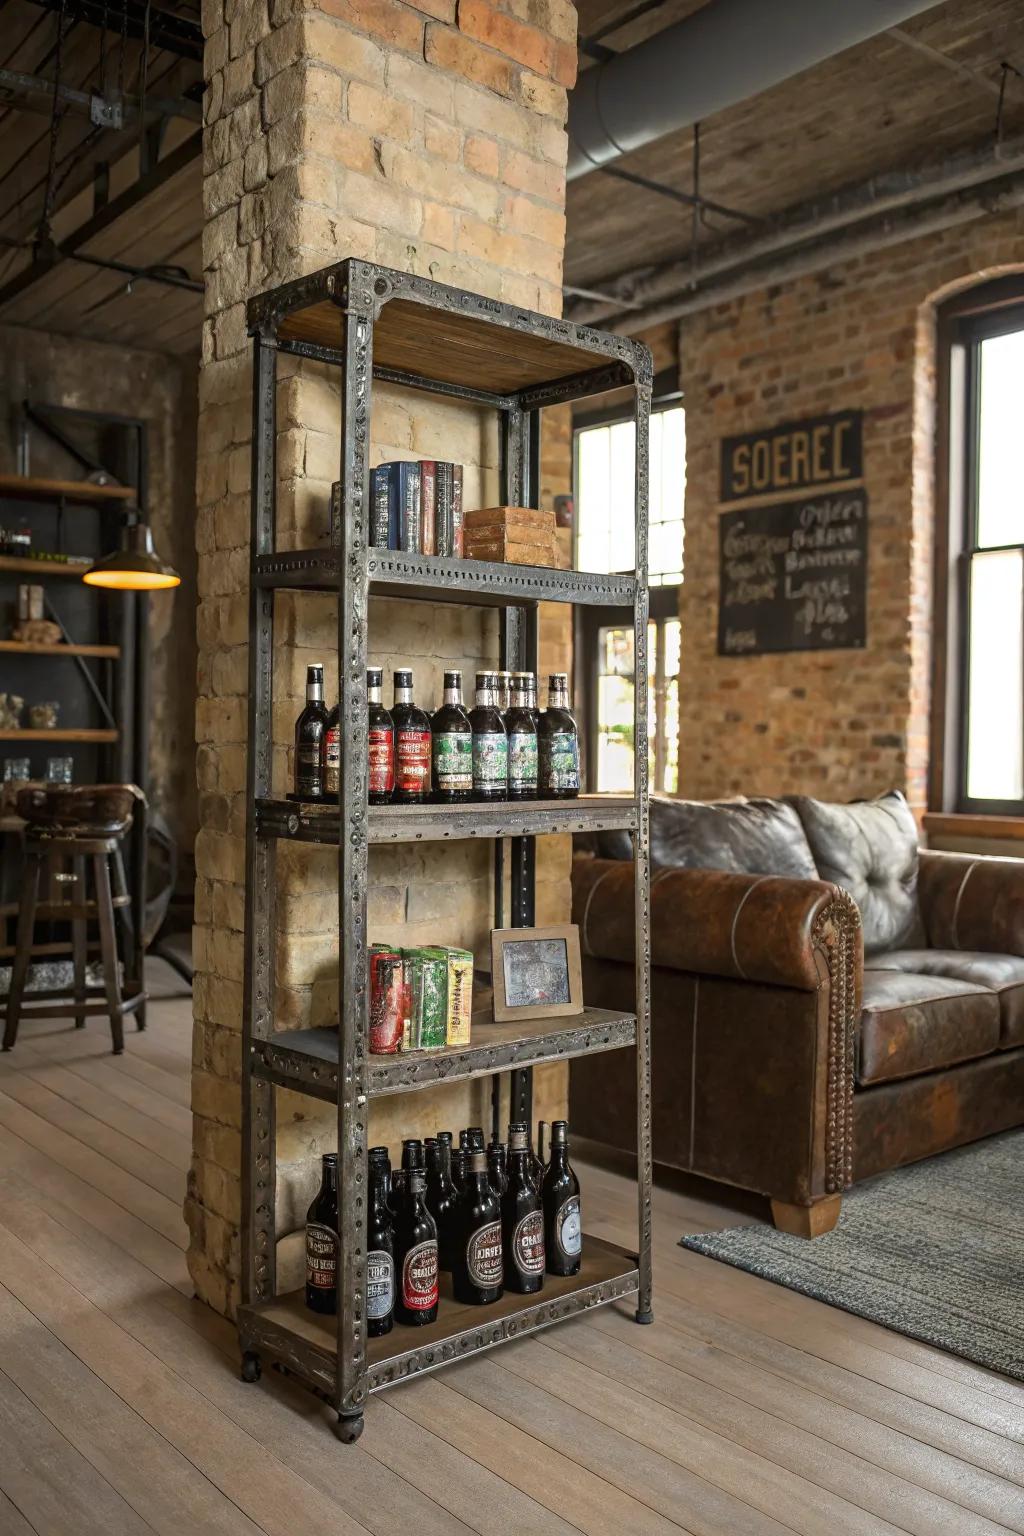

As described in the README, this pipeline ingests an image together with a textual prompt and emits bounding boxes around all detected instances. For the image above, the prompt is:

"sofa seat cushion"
[869,949,1024,1049]
[858,970,1001,1086]
[649,795,818,878]
[788,790,925,956]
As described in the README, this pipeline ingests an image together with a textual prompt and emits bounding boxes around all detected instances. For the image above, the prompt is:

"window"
[937,285,1024,815]
[574,385,685,794]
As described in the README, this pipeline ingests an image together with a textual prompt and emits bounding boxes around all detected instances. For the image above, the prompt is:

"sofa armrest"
[573,858,862,991]
[919,849,1024,955]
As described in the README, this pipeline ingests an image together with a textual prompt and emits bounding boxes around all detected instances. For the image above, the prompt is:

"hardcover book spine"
[452,464,464,557]
[436,462,454,558]
[370,465,391,548]
[396,463,422,554]
[419,460,437,556]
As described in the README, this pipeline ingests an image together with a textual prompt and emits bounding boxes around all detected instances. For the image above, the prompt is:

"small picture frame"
[490,924,583,1023]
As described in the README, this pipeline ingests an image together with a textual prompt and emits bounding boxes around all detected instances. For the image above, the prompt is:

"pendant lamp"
[83,519,180,591]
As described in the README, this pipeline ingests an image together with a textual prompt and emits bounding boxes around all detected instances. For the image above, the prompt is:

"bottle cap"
[394,668,413,686]
[443,670,461,687]
[550,1120,568,1144]
[367,667,383,685]
[508,1124,528,1151]
[436,1130,453,1145]
[308,664,324,680]
[368,1145,389,1160]
[322,1151,338,1165]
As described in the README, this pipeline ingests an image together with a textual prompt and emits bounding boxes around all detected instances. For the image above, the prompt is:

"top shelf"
[248,259,650,405]
[0,474,135,506]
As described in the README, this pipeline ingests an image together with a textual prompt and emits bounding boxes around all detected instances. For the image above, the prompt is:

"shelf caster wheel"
[240,1351,262,1383]
[635,1308,654,1326]
[333,1413,364,1444]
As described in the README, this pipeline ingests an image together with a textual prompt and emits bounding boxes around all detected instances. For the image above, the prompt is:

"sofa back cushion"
[788,789,924,956]
[649,795,818,879]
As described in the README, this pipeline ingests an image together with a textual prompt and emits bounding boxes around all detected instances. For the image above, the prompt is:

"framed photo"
[490,924,583,1023]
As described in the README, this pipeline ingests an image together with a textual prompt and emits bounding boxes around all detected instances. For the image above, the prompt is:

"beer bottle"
[294,664,328,801]
[469,672,508,802]
[505,674,538,801]
[394,1168,439,1325]
[502,1123,544,1294]
[425,1137,459,1270]
[366,1151,394,1336]
[453,1150,503,1305]
[542,1120,582,1276]
[401,1138,425,1174]
[392,669,431,804]
[450,1145,467,1193]
[367,667,395,805]
[487,1139,508,1196]
[368,1144,393,1213]
[436,1129,454,1171]
[538,673,581,799]
[305,1153,339,1314]
[431,670,472,803]
[467,1125,486,1152]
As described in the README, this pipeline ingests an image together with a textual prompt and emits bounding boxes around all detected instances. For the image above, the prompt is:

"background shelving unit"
[237,258,653,1443]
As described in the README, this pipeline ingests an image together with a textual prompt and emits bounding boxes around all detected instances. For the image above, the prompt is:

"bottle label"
[508,732,538,791]
[556,1195,582,1258]
[467,1219,503,1289]
[395,728,431,794]
[540,732,580,792]
[433,732,472,791]
[473,732,507,791]
[323,726,341,796]
[402,1239,439,1311]
[368,726,394,796]
[366,1249,394,1320]
[513,1209,545,1276]
[297,745,323,798]
[306,1222,337,1290]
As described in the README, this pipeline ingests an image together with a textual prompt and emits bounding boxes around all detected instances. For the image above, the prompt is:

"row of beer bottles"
[305,1121,582,1329]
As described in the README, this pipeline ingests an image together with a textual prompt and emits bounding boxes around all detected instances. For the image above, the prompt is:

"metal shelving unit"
[236,257,653,1443]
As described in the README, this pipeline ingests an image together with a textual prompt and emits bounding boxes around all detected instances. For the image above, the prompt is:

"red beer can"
[369,948,405,1054]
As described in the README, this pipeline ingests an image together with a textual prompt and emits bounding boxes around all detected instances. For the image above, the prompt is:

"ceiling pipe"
[568,0,942,181]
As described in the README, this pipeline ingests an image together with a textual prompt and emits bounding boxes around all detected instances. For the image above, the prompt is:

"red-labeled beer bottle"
[367,667,395,805]
[305,1153,339,1314]
[453,1149,503,1304]
[392,669,431,804]
[394,1168,438,1325]
[366,1151,394,1336]
[542,1120,581,1276]
[502,1122,544,1294]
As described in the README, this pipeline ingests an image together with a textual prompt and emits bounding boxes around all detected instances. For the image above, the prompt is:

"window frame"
[933,278,1024,817]
[572,369,684,794]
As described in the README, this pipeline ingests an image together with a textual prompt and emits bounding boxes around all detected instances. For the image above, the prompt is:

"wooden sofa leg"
[771,1195,842,1239]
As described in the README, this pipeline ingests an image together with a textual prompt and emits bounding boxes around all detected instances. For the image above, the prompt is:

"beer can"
[442,948,474,1047]
[407,948,448,1051]
[369,948,405,1054]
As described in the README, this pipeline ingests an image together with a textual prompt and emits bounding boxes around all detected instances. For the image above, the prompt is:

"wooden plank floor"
[1,961,1022,1535]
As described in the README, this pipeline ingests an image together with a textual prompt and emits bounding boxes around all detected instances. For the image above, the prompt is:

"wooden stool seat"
[1,786,147,1055]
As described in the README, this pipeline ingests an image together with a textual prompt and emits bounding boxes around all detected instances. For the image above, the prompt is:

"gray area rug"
[681,1131,1024,1381]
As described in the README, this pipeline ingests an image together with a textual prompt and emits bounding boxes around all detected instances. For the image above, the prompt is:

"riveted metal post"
[632,353,654,1325]
[336,283,374,1431]
[241,328,278,1308]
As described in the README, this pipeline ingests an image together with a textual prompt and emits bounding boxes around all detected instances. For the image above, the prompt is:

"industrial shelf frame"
[237,258,653,1444]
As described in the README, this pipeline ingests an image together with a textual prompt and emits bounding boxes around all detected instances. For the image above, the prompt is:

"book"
[453,464,464,557]
[435,462,455,558]
[370,466,391,548]
[392,462,422,553]
[419,460,437,556]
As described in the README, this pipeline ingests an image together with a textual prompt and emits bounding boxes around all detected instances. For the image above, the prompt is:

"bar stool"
[1,784,147,1055]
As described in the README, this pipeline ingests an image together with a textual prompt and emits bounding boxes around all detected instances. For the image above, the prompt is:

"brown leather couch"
[571,792,1024,1236]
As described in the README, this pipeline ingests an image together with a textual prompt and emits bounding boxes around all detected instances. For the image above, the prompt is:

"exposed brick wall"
[189,0,576,1313]
[677,209,1024,814]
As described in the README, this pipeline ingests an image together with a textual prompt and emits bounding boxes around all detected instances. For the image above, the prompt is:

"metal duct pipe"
[568,0,941,180]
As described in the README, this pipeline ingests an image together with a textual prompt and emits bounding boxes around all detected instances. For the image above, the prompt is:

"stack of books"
[332,463,465,556]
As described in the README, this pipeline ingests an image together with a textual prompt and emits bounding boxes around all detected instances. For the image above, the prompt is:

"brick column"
[188,0,577,1314]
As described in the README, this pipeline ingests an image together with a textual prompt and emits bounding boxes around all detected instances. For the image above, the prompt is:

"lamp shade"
[83,521,180,591]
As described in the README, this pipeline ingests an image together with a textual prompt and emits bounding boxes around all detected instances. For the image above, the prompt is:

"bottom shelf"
[239,1234,638,1397]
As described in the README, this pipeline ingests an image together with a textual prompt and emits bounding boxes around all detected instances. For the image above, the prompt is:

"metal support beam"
[26,0,203,61]
[0,65,201,124]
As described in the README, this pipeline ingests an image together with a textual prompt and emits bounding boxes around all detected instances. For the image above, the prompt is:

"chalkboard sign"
[720,410,862,502]
[718,488,868,656]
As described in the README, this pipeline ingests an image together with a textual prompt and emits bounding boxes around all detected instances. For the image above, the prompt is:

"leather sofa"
[570,792,1024,1236]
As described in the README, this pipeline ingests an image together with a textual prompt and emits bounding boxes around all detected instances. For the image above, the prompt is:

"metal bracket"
[89,93,123,129]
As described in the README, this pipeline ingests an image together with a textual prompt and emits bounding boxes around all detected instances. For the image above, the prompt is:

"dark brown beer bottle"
[502,1122,544,1294]
[367,667,395,805]
[425,1137,459,1271]
[542,1120,581,1276]
[453,1150,503,1304]
[305,1153,339,1314]
[394,1169,439,1325]
[295,664,328,800]
[538,674,580,799]
[487,1140,508,1197]
[366,1150,394,1336]
[392,669,431,804]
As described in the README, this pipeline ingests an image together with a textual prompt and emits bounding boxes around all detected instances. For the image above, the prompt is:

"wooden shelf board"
[258,793,637,845]
[252,1006,637,1101]
[0,729,118,741]
[0,556,92,578]
[0,641,120,658]
[0,474,135,505]
[239,1235,639,1397]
